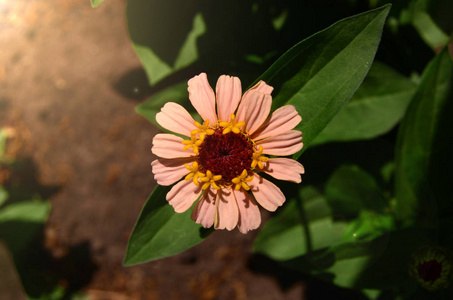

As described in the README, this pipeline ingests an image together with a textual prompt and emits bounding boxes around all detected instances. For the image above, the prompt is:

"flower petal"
[256,130,303,156]
[216,75,242,122]
[151,157,194,186]
[188,73,217,123]
[236,91,272,135]
[215,187,239,231]
[152,133,195,158]
[191,188,217,228]
[166,179,202,213]
[242,80,274,99]
[250,173,285,212]
[260,158,305,183]
[234,189,261,234]
[156,102,197,137]
[252,105,302,140]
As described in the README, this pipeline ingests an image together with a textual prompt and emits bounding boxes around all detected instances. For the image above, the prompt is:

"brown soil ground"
[0,1,359,299]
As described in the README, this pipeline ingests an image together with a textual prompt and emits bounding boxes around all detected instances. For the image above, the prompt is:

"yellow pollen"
[191,119,215,139]
[251,145,269,169]
[182,134,204,154]
[184,162,205,186]
[199,170,222,190]
[219,113,246,135]
[231,169,253,191]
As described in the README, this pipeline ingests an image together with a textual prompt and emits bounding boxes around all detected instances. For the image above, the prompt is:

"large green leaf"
[394,49,453,223]
[256,5,391,158]
[0,200,50,253]
[284,228,433,290]
[311,62,417,145]
[124,185,210,265]
[325,165,388,219]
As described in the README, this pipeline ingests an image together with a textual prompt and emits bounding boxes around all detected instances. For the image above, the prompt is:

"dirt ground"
[0,1,361,299]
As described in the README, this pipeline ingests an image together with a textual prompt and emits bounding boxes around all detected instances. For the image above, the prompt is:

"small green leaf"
[312,62,417,145]
[253,186,347,261]
[394,49,453,223]
[124,185,209,265]
[127,0,206,85]
[427,0,453,35]
[0,200,50,224]
[0,128,8,157]
[325,165,388,218]
[255,5,391,158]
[90,0,105,8]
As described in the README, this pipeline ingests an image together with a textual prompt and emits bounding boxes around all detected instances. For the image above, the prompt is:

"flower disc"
[198,127,253,184]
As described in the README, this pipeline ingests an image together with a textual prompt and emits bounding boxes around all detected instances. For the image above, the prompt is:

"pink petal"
[152,133,194,158]
[191,188,217,228]
[236,91,272,135]
[260,158,305,183]
[234,189,261,234]
[215,187,239,231]
[188,73,217,123]
[252,105,302,140]
[242,80,274,100]
[156,102,196,137]
[256,130,303,156]
[216,75,242,122]
[151,157,194,186]
[166,179,202,213]
[250,173,285,212]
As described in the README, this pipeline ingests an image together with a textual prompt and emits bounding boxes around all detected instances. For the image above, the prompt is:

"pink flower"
[151,73,304,234]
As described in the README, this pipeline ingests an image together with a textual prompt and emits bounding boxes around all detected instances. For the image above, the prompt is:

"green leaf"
[285,228,433,290]
[127,0,206,85]
[0,200,50,253]
[342,210,395,243]
[394,49,453,223]
[427,0,453,35]
[90,0,105,8]
[0,129,6,157]
[0,200,50,224]
[135,82,201,131]
[325,165,388,218]
[124,185,210,265]
[253,186,347,261]
[312,62,417,145]
[255,5,391,158]
[0,187,8,207]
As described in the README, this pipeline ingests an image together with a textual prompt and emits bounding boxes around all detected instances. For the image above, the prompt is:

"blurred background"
[0,0,315,299]
[0,0,451,299]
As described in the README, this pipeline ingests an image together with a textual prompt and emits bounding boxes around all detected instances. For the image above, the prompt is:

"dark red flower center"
[418,260,442,282]
[198,127,253,185]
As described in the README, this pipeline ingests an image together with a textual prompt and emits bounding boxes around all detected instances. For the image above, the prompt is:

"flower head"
[409,246,452,292]
[151,73,304,233]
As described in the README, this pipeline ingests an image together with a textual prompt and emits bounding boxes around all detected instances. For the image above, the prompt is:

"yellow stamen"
[200,170,222,190]
[231,169,253,191]
[184,162,205,186]
[219,113,245,135]
[190,120,215,139]
[251,145,269,169]
[182,134,204,154]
